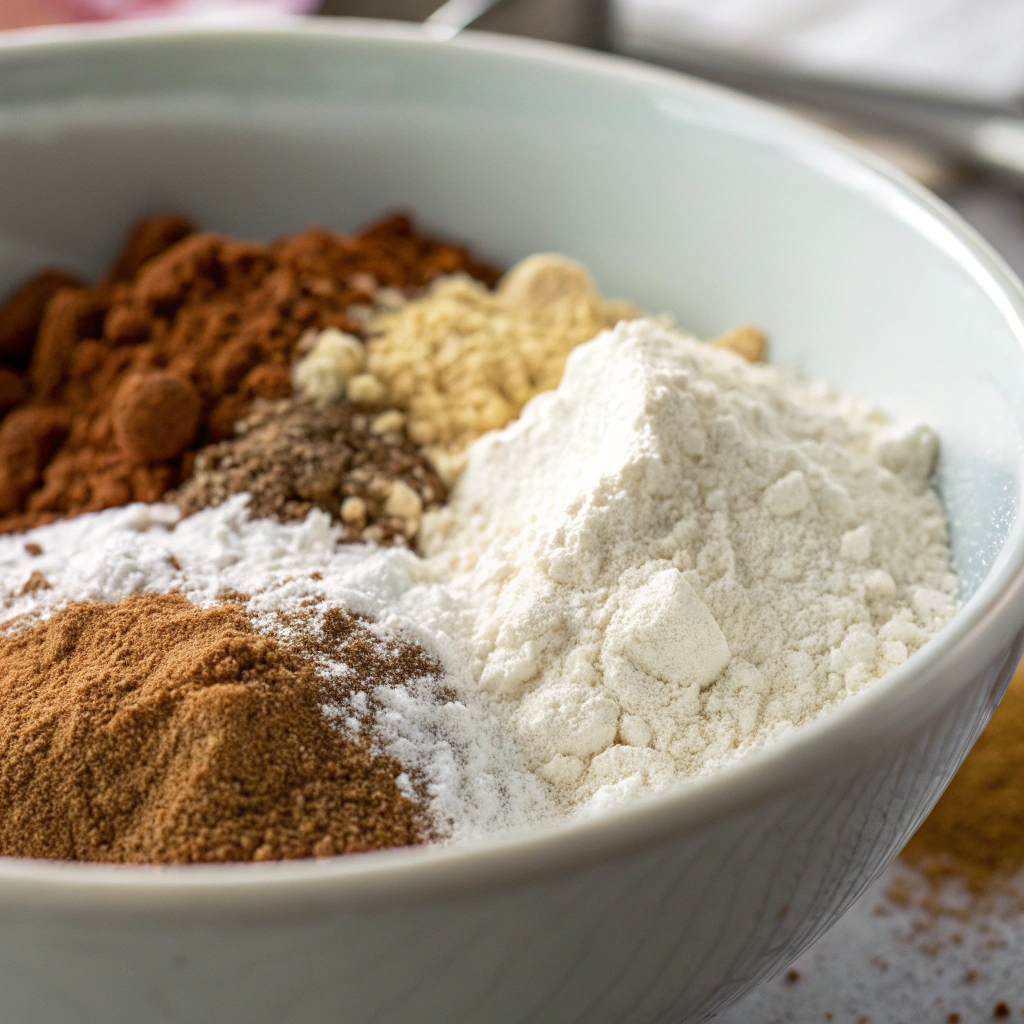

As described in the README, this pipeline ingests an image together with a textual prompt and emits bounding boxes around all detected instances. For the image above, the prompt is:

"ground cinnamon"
[0,593,432,864]
[0,213,497,534]
[901,663,1024,890]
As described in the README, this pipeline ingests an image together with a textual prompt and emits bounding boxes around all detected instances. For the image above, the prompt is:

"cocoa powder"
[0,267,83,365]
[0,213,497,534]
[0,593,433,864]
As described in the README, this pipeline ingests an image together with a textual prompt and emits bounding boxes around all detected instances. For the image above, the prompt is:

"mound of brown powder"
[901,663,1024,891]
[172,397,446,544]
[0,212,497,534]
[0,593,432,864]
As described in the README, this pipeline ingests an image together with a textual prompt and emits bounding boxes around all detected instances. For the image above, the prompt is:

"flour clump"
[422,318,957,813]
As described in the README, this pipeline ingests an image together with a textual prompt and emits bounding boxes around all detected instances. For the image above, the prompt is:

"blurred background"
[324,0,1024,286]
[4,0,1022,282]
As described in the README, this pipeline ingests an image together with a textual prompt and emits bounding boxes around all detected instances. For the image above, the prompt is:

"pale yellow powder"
[363,255,640,451]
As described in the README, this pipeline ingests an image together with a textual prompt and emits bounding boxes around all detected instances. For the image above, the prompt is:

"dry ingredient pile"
[0,213,959,864]
[362,256,637,451]
[172,397,447,544]
[0,593,427,863]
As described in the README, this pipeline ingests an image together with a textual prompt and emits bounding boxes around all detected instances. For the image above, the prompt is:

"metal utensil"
[423,0,1024,189]
[422,0,511,38]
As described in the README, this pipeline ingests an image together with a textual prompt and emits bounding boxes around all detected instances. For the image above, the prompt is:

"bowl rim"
[1,15,1023,911]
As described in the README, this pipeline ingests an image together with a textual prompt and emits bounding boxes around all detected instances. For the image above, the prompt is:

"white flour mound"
[421,319,958,814]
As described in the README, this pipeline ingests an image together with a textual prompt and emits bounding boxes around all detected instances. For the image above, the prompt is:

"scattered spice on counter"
[172,396,446,544]
[901,663,1024,892]
[0,592,431,864]
[354,254,638,452]
[421,318,956,810]
[0,213,496,534]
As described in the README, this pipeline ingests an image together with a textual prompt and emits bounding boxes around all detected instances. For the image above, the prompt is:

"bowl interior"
[0,26,1020,621]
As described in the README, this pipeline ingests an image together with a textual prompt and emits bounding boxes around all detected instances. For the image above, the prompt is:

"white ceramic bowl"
[1,20,1024,1024]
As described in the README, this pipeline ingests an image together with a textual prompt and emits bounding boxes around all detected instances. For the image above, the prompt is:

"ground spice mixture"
[0,213,496,534]
[0,592,433,864]
[298,604,446,693]
[172,396,445,544]
[901,664,1024,891]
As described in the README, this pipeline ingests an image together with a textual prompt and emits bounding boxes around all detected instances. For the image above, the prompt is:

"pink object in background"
[0,0,319,31]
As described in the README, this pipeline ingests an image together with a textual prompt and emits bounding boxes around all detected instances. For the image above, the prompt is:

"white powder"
[420,319,957,814]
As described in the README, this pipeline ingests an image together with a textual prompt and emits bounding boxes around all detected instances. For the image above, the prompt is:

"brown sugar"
[0,407,71,514]
[172,397,446,544]
[0,593,432,864]
[0,212,497,534]
[0,368,27,416]
[901,662,1024,891]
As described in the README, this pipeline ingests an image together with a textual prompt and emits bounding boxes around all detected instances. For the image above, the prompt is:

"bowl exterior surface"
[0,22,1023,1024]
